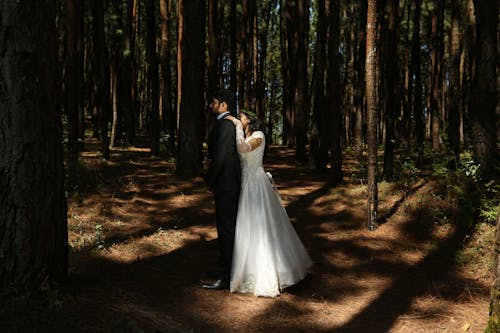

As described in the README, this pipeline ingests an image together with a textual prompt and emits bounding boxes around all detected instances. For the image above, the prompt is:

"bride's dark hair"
[240,111,266,134]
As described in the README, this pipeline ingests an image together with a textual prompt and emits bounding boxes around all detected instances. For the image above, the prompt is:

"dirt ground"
[1,141,493,333]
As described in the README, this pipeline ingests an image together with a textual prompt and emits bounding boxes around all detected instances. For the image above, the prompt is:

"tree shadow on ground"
[1,145,490,332]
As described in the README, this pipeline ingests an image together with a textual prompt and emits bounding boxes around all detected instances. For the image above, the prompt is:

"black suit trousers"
[214,187,240,281]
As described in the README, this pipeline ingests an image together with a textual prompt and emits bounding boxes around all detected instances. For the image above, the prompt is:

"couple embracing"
[203,89,312,297]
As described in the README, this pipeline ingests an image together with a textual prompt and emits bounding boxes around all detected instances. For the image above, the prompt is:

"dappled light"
[2,144,492,333]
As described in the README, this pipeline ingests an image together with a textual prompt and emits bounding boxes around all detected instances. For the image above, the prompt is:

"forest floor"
[1,139,495,333]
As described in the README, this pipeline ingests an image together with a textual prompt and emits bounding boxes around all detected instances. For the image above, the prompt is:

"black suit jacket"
[205,115,241,192]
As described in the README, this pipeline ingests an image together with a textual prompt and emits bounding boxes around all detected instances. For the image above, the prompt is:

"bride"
[226,112,312,297]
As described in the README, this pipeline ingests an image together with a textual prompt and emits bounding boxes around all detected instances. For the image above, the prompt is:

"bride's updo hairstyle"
[239,110,265,133]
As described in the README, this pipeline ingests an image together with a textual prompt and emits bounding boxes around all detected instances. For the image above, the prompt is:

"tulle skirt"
[230,167,313,297]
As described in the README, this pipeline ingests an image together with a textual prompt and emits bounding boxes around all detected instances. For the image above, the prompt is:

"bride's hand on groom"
[225,115,241,126]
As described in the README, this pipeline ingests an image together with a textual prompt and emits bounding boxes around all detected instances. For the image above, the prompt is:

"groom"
[203,89,241,290]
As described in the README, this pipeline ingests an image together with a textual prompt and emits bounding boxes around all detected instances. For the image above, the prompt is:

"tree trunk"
[0,0,67,294]
[294,0,308,162]
[230,0,237,94]
[402,4,412,149]
[430,0,444,150]
[176,0,183,132]
[411,0,423,165]
[161,0,175,154]
[256,0,274,120]
[310,0,328,171]
[280,0,292,145]
[471,0,498,177]
[328,0,342,181]
[91,0,110,160]
[366,0,379,231]
[207,0,220,99]
[123,0,135,146]
[65,0,84,160]
[110,0,123,148]
[383,0,399,180]
[447,0,462,165]
[247,0,257,111]
[238,0,249,111]
[486,202,500,332]
[354,0,367,158]
[176,0,205,176]
[146,0,160,156]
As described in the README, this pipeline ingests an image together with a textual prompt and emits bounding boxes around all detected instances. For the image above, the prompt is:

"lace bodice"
[237,131,265,175]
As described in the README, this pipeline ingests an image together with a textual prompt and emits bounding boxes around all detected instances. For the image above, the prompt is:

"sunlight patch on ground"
[97,225,216,264]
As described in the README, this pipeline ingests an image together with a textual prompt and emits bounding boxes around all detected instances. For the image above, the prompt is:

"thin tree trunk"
[256,0,274,120]
[147,0,160,156]
[310,0,328,171]
[122,0,135,146]
[280,0,292,145]
[207,0,220,99]
[294,0,308,162]
[230,0,237,94]
[161,0,175,154]
[366,0,379,231]
[66,0,84,160]
[110,0,123,148]
[447,0,461,165]
[176,0,183,131]
[238,0,249,111]
[402,3,412,148]
[91,0,110,160]
[354,0,367,158]
[383,0,399,180]
[248,0,257,111]
[328,0,342,181]
[1,0,67,294]
[411,0,423,165]
[430,0,444,150]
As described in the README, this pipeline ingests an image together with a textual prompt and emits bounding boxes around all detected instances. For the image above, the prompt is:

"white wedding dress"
[230,126,312,297]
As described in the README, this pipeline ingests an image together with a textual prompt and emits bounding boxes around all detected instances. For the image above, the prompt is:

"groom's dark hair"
[213,89,236,116]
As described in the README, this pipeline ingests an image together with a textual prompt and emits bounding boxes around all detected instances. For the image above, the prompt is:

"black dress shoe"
[202,279,229,290]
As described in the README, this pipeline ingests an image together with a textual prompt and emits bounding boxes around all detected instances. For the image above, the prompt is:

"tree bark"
[207,0,220,99]
[123,0,135,146]
[238,0,249,111]
[430,0,444,150]
[354,0,367,158]
[383,0,399,180]
[146,0,160,156]
[411,0,423,165]
[230,0,237,94]
[160,0,175,154]
[470,0,498,177]
[310,0,328,171]
[486,201,500,332]
[328,0,342,181]
[176,0,206,176]
[0,0,67,294]
[65,0,84,160]
[294,0,308,162]
[91,0,110,160]
[447,0,462,165]
[366,0,379,231]
[280,0,292,145]
[109,0,123,148]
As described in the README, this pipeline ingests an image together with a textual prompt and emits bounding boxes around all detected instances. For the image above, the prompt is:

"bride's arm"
[239,136,262,153]
[227,116,262,153]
